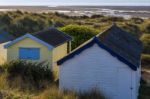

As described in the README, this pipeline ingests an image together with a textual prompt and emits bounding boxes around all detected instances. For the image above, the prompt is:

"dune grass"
[0,60,149,99]
[0,60,105,99]
[138,84,150,99]
[138,70,150,99]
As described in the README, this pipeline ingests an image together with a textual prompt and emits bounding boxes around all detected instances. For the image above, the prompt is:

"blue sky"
[0,0,150,6]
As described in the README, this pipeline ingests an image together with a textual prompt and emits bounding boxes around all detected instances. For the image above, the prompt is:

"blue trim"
[4,33,54,50]
[57,37,138,71]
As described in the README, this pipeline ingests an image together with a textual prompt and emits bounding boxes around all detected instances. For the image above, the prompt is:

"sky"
[0,0,150,6]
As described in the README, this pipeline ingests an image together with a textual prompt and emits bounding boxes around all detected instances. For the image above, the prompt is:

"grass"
[36,86,77,99]
[142,54,150,70]
[0,60,149,99]
[0,75,105,99]
[139,84,150,99]
[4,60,54,90]
[0,60,105,99]
[139,70,150,99]
[36,86,105,99]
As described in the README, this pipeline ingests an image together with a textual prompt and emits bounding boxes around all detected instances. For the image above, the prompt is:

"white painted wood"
[117,68,132,99]
[59,44,140,99]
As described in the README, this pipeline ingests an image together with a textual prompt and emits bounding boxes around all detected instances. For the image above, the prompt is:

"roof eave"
[54,37,73,47]
[57,37,138,71]
[4,33,54,50]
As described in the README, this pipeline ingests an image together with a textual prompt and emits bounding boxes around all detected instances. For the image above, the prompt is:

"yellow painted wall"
[6,37,70,79]
[0,42,9,64]
[7,37,52,68]
[52,42,68,78]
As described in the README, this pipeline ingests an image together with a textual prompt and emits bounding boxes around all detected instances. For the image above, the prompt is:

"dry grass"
[35,86,105,99]
[0,60,150,99]
[35,86,77,99]
[1,60,150,99]
[0,73,105,99]
[139,70,150,99]
[0,61,105,99]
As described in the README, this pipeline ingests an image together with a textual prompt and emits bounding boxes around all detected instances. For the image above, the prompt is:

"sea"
[0,6,150,18]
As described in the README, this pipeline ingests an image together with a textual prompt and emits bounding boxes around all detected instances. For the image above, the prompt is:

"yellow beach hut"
[1,28,72,74]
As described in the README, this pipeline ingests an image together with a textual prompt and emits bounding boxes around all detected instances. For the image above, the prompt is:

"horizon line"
[0,5,150,7]
[0,3,150,6]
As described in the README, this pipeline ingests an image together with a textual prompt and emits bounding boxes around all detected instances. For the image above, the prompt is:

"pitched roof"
[4,34,53,50]
[33,27,72,47]
[4,27,72,49]
[57,24,143,71]
[97,24,143,68]
[0,30,15,44]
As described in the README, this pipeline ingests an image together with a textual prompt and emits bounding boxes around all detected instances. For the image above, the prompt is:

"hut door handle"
[130,87,133,90]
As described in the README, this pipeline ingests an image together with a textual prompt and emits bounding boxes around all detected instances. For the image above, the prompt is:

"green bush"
[61,25,99,49]
[140,34,150,54]
[107,16,124,22]
[145,23,150,33]
[2,60,54,89]
[0,14,13,25]
[141,54,150,68]
[122,23,142,38]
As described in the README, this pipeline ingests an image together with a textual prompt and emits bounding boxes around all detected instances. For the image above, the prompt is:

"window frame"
[19,47,40,60]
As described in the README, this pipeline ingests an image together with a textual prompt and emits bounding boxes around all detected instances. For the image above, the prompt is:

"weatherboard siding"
[59,44,139,99]
[52,42,68,77]
[7,37,52,68]
[0,42,8,64]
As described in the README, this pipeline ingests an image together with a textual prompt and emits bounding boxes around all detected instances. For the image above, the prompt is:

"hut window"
[19,48,40,60]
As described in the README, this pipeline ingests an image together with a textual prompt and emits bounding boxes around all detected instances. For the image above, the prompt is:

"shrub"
[0,66,4,74]
[107,16,124,22]
[91,14,104,18]
[122,23,142,38]
[61,25,99,49]
[140,77,147,85]
[38,86,105,99]
[38,86,77,99]
[139,84,150,99]
[2,60,54,89]
[141,54,150,68]
[130,17,144,24]
[0,14,13,25]
[145,23,150,33]
[54,21,65,27]
[78,89,105,99]
[140,34,150,54]
[0,90,30,99]
[55,12,70,19]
